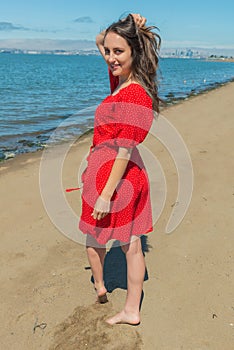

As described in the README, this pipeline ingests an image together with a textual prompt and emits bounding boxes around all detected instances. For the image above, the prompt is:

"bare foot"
[95,285,108,304]
[106,310,140,325]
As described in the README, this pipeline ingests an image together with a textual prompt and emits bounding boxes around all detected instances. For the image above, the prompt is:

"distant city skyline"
[0,0,234,52]
[1,39,234,57]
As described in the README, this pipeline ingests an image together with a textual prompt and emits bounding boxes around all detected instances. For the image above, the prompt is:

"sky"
[0,0,234,50]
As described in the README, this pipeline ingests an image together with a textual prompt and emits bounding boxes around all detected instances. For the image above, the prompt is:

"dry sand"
[0,82,234,350]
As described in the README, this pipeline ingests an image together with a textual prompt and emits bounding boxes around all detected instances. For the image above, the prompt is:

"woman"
[79,13,161,325]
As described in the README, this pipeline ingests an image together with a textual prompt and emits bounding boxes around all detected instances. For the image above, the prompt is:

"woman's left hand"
[92,195,111,220]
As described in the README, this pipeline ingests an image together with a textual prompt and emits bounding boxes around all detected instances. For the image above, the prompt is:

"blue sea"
[0,53,234,160]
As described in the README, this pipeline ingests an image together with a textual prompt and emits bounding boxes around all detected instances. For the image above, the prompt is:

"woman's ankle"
[124,305,140,316]
[94,281,106,292]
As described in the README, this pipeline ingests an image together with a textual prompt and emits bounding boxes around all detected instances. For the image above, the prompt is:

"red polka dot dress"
[79,72,154,244]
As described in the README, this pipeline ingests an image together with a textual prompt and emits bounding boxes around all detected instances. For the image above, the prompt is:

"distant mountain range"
[0,38,97,51]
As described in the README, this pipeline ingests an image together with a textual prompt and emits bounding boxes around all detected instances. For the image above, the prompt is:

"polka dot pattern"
[79,80,154,245]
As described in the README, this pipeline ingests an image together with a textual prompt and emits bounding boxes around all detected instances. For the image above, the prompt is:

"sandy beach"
[1,82,234,350]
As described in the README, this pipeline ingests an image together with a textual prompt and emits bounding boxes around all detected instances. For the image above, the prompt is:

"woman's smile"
[110,63,121,71]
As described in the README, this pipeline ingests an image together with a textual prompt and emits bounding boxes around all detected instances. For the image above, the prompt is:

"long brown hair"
[104,14,161,113]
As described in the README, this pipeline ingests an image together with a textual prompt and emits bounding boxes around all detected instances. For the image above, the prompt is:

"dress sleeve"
[108,68,119,94]
[113,86,154,149]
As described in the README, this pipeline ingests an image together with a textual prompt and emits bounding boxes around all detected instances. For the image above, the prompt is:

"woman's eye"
[115,50,123,54]
[104,49,110,55]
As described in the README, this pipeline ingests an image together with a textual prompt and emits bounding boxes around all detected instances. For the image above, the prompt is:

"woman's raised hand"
[131,13,147,28]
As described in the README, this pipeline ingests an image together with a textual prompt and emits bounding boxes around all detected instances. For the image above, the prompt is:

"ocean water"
[0,53,234,159]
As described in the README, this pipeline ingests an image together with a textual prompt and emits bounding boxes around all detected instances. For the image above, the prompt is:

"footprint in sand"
[48,303,142,350]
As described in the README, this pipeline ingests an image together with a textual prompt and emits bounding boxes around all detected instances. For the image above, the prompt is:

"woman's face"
[104,32,133,80]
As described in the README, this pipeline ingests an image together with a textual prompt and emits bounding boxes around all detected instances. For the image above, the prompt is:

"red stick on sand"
[65,187,81,192]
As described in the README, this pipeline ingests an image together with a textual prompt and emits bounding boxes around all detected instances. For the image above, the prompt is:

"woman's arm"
[96,30,106,59]
[92,147,132,220]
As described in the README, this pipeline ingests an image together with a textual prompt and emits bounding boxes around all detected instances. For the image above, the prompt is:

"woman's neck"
[118,73,132,85]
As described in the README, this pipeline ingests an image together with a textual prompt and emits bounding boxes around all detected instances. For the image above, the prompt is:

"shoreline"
[162,75,234,105]
[1,76,234,164]
[205,58,234,63]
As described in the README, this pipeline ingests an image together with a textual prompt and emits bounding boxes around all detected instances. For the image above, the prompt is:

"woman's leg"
[86,235,107,300]
[106,236,145,325]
